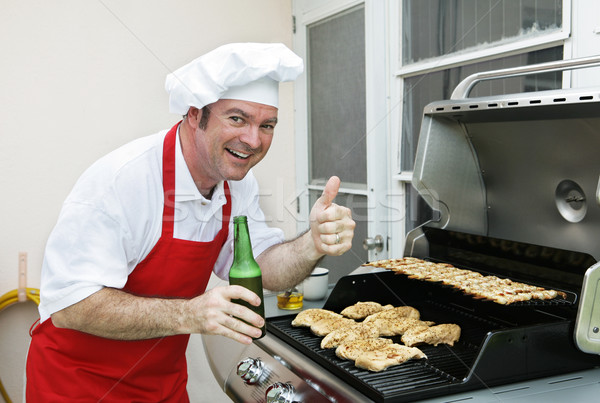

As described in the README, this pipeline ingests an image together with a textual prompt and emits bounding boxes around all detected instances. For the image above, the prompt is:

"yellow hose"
[0,380,10,403]
[0,288,40,403]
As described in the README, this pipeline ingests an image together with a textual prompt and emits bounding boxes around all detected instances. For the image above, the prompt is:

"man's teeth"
[227,148,250,159]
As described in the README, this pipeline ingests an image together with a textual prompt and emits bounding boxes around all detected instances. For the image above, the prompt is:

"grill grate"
[265,270,600,402]
[267,299,497,402]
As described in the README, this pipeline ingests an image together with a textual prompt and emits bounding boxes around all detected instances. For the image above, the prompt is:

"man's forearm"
[51,287,189,340]
[257,231,323,291]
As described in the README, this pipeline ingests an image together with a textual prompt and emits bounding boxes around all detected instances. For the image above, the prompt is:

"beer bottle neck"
[233,217,253,263]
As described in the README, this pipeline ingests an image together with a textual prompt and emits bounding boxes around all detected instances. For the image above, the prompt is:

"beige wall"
[0,1,295,401]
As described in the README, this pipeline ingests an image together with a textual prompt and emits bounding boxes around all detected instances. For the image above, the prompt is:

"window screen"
[308,5,366,186]
[306,5,368,279]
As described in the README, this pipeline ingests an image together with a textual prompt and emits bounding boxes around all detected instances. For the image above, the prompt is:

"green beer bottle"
[228,215,266,339]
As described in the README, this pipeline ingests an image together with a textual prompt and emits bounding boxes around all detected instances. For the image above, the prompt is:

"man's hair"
[183,106,211,130]
[199,106,210,130]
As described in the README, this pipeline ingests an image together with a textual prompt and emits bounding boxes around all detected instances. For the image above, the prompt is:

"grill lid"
[411,87,600,260]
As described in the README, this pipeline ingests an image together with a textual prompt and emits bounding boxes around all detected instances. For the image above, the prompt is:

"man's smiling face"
[185,99,278,192]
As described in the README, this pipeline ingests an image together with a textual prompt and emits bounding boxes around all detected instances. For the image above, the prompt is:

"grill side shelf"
[465,320,600,385]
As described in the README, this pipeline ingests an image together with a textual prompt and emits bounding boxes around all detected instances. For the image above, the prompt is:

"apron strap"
[161,122,179,236]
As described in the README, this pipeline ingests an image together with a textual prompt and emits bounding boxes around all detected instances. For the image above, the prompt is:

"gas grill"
[204,56,600,402]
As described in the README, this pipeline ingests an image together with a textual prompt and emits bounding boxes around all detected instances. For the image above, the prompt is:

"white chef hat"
[165,42,304,115]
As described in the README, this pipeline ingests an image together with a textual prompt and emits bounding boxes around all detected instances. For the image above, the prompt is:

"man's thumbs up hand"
[309,176,356,257]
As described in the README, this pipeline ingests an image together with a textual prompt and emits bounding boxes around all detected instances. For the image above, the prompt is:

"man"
[25,43,355,401]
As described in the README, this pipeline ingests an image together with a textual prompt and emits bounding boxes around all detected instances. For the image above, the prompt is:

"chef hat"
[165,42,304,115]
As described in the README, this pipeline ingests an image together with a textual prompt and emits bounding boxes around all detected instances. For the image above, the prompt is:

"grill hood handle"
[597,175,600,206]
[451,55,600,100]
[575,261,600,354]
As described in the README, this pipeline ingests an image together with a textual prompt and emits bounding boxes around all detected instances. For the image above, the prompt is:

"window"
[397,0,566,232]
[402,0,563,64]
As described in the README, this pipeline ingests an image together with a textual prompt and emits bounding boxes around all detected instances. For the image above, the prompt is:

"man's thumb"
[318,176,340,209]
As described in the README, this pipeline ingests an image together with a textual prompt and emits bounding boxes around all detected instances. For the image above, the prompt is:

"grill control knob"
[265,382,296,403]
[236,357,264,384]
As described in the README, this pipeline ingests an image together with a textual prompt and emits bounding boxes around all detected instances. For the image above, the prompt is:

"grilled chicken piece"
[370,317,435,337]
[310,317,355,336]
[340,301,394,319]
[291,309,342,327]
[401,323,461,347]
[320,322,380,349]
[364,306,421,321]
[335,338,393,361]
[354,344,427,372]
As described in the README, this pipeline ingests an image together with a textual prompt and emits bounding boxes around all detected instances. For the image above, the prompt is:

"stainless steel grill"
[264,228,599,402]
[205,56,600,403]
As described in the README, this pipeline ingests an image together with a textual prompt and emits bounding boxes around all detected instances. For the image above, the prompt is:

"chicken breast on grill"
[354,344,427,372]
[364,306,421,322]
[401,323,461,347]
[320,322,380,349]
[370,317,435,337]
[310,317,355,336]
[291,309,342,327]
[340,301,394,319]
[335,337,393,361]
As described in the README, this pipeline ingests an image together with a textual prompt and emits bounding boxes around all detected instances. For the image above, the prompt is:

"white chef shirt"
[39,126,284,322]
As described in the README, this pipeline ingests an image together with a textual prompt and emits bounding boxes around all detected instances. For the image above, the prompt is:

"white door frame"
[293,0,392,261]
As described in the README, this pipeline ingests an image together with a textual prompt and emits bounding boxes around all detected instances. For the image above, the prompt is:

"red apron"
[26,122,231,402]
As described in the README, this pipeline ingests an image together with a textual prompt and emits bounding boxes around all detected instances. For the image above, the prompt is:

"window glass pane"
[401,46,562,173]
[308,5,366,186]
[402,0,562,64]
